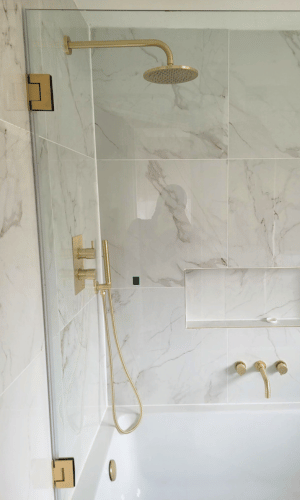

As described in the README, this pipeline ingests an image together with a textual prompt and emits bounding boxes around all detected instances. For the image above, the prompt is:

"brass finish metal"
[77,268,96,281]
[52,458,75,489]
[72,235,85,295]
[63,36,198,84]
[143,65,198,84]
[77,241,95,260]
[109,460,117,482]
[95,240,143,434]
[235,361,246,376]
[255,361,271,399]
[64,36,173,64]
[27,74,54,111]
[276,360,288,375]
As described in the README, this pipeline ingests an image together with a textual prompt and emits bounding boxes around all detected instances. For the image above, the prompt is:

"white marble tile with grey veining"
[228,159,275,267]
[186,268,300,327]
[0,350,53,500]
[59,296,105,480]
[46,140,99,328]
[0,3,30,130]
[26,9,95,157]
[106,288,227,405]
[229,31,300,159]
[228,328,300,403]
[98,159,227,288]
[0,121,44,395]
[92,28,228,160]
[274,160,300,267]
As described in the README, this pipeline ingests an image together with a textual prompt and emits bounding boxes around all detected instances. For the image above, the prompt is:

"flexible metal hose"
[101,288,143,434]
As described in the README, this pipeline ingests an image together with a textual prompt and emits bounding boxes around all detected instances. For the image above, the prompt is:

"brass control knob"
[275,360,288,375]
[235,361,246,376]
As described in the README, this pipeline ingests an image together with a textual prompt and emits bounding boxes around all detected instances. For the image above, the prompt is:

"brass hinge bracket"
[52,458,75,489]
[27,74,54,111]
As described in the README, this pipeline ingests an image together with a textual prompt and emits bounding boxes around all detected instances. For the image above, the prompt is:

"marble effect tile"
[274,160,300,267]
[98,159,227,288]
[46,140,99,328]
[228,328,300,403]
[106,288,228,405]
[92,28,228,160]
[26,10,95,157]
[229,31,300,159]
[59,296,105,480]
[186,268,300,324]
[0,351,53,500]
[0,121,44,394]
[228,159,275,267]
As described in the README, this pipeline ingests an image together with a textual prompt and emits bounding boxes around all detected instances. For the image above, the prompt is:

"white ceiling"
[74,0,300,11]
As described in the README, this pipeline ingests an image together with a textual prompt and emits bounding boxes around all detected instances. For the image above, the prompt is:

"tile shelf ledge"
[187,319,300,330]
[185,267,300,330]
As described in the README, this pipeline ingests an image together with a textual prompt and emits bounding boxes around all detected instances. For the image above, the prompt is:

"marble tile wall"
[93,28,300,406]
[0,2,106,500]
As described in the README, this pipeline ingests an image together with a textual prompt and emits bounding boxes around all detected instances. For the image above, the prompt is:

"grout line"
[39,136,96,161]
[0,348,45,400]
[110,401,300,407]
[58,293,97,334]
[0,117,30,135]
[96,157,300,162]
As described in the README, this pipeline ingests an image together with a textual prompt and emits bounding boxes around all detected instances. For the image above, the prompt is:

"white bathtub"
[73,405,300,500]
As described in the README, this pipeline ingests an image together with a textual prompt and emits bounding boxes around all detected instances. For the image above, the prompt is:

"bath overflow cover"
[109,460,117,481]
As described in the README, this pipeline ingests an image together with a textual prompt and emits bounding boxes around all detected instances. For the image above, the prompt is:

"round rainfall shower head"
[143,64,198,84]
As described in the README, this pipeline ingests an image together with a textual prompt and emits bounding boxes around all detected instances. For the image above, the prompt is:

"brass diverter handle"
[235,361,246,376]
[77,241,96,260]
[275,360,288,375]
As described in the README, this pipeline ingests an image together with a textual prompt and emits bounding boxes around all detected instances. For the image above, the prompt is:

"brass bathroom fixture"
[235,361,247,376]
[72,235,96,295]
[95,240,143,434]
[255,361,271,399]
[52,458,75,489]
[276,360,288,375]
[109,460,117,482]
[63,36,198,84]
[27,74,54,111]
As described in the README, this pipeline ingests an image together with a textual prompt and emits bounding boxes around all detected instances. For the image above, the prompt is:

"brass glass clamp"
[77,241,95,259]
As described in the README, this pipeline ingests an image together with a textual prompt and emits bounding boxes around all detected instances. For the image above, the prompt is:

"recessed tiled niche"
[185,268,300,329]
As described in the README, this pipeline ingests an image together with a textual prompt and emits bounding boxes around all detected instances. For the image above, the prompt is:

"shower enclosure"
[25,8,300,500]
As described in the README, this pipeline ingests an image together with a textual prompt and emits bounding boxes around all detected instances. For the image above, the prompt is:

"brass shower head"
[143,64,198,84]
[64,36,198,85]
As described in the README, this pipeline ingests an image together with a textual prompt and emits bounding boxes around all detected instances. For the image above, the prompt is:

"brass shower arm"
[63,36,174,66]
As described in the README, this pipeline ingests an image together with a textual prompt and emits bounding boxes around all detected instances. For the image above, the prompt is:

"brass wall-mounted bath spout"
[255,361,271,399]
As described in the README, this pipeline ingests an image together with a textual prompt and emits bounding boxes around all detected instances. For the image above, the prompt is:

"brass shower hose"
[101,287,143,434]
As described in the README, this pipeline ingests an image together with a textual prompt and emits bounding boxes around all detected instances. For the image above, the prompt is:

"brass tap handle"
[275,360,288,375]
[77,268,96,281]
[77,241,95,259]
[235,361,246,376]
[255,361,271,399]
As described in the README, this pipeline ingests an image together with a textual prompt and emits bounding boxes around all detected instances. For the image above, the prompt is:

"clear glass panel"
[25,9,300,500]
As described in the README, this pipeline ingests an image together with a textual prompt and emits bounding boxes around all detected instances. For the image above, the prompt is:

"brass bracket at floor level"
[52,458,75,489]
[26,74,54,111]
